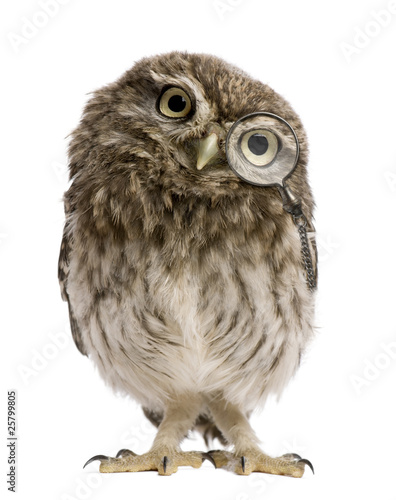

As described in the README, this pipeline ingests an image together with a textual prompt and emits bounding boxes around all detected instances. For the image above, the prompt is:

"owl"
[58,52,317,477]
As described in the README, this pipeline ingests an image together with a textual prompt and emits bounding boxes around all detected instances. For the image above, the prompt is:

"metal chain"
[278,184,317,293]
[292,214,317,292]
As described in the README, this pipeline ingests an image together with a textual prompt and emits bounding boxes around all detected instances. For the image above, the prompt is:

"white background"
[1,0,396,499]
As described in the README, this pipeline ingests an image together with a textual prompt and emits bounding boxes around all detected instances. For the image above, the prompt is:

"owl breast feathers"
[59,51,316,428]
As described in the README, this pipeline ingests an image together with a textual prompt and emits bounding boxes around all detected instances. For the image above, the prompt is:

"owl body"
[60,52,316,445]
[66,198,313,414]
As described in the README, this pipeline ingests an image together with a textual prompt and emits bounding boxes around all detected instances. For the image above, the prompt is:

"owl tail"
[142,407,227,448]
[194,414,228,447]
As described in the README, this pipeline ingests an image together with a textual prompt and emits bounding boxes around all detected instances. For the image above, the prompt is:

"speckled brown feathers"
[59,52,316,454]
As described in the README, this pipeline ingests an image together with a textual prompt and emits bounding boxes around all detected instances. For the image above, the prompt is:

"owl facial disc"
[225,112,299,187]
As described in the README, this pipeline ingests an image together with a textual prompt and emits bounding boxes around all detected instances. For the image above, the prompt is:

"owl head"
[67,52,312,236]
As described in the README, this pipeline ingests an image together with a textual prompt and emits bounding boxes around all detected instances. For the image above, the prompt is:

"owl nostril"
[203,123,226,142]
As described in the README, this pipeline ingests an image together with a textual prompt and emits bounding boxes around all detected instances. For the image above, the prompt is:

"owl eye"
[158,87,192,118]
[240,129,278,166]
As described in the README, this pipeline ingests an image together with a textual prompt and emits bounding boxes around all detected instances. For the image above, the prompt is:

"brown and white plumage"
[59,51,317,476]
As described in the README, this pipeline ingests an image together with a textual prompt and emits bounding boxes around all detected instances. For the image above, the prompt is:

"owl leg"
[83,393,213,475]
[208,398,313,478]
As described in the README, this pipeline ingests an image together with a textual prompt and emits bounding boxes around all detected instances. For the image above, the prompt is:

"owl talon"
[280,453,314,474]
[297,458,314,474]
[162,456,168,473]
[241,456,246,473]
[116,449,137,458]
[281,453,302,461]
[83,455,110,469]
[202,452,217,468]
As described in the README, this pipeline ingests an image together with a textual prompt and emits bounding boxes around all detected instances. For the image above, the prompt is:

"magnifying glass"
[225,111,299,187]
[226,112,317,291]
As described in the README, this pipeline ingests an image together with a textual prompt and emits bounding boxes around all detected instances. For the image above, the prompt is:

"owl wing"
[58,225,88,356]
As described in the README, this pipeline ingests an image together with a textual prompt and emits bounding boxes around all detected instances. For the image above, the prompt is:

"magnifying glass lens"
[225,112,299,187]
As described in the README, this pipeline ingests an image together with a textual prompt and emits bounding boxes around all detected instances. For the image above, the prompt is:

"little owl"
[58,51,317,477]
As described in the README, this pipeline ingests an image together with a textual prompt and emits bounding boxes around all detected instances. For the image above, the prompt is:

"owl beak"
[196,133,220,170]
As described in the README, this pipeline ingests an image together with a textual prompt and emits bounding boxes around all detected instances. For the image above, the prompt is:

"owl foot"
[208,450,314,478]
[83,448,214,475]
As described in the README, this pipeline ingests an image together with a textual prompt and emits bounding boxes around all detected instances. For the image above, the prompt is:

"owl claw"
[281,453,302,461]
[162,456,168,473]
[281,453,314,474]
[241,456,246,473]
[297,458,314,474]
[116,448,137,458]
[83,455,110,469]
[202,452,217,468]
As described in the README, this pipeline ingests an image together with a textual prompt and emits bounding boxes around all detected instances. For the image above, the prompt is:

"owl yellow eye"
[240,129,278,166]
[158,87,192,118]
